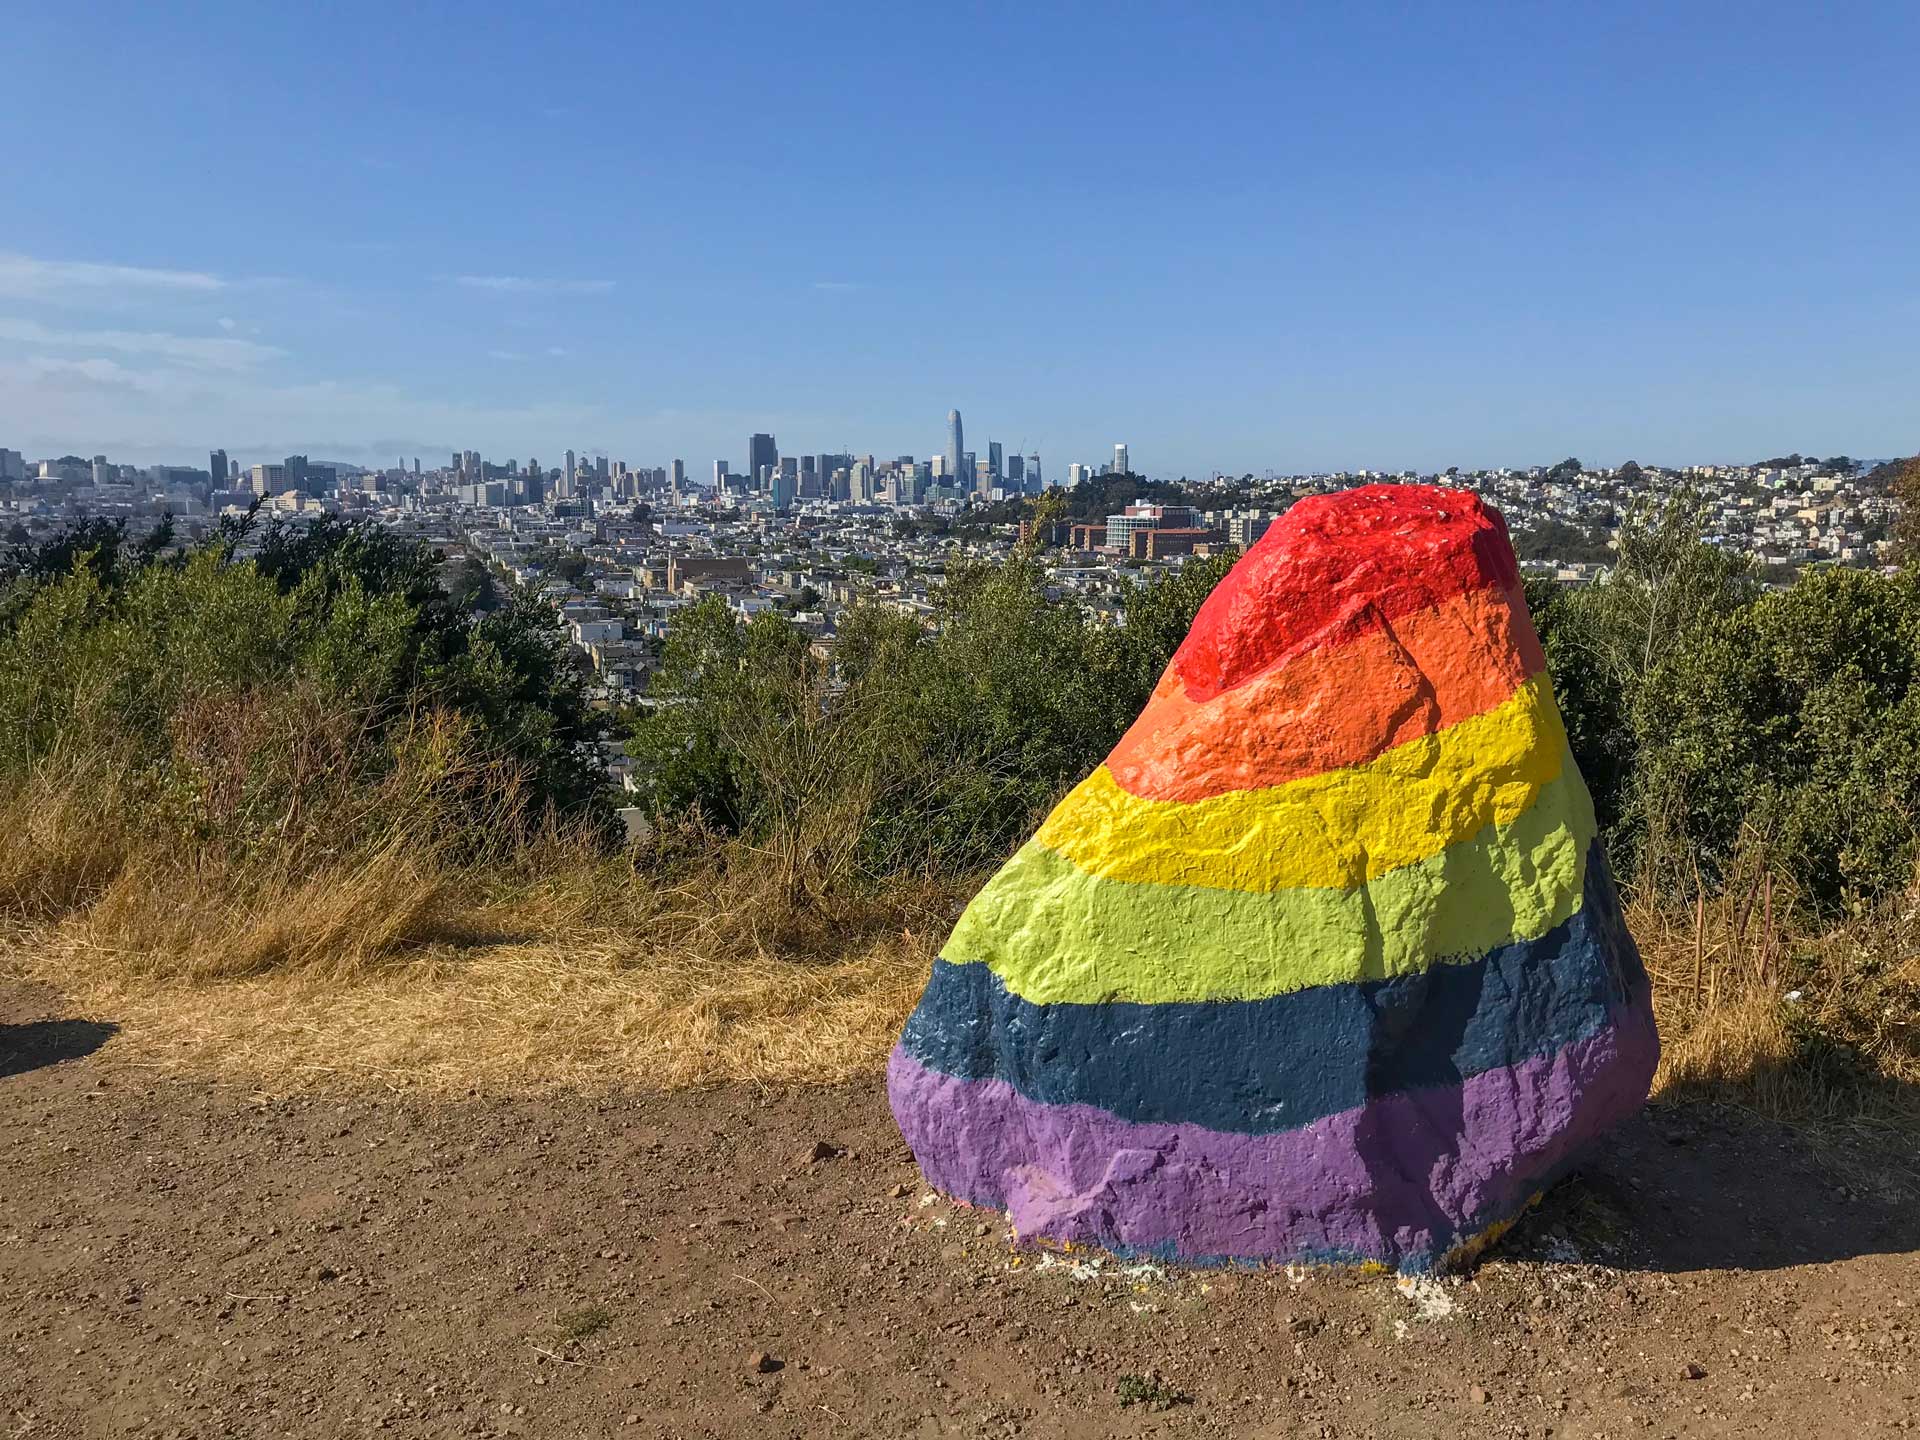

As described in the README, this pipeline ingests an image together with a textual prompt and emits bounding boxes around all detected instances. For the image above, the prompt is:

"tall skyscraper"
[1006,452,1023,485]
[988,440,1003,480]
[747,433,777,492]
[564,449,576,495]
[209,449,227,489]
[945,410,963,491]
[1026,453,1042,489]
[1114,442,1130,475]
[713,460,729,489]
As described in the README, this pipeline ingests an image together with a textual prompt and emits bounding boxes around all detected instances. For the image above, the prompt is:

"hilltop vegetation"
[0,498,1913,1120]
[629,545,1235,883]
[1522,496,1920,1119]
[1529,495,1920,908]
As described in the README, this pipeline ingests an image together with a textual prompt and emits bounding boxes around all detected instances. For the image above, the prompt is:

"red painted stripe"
[1175,484,1520,703]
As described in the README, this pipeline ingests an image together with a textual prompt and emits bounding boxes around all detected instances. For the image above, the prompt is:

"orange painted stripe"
[1107,582,1546,803]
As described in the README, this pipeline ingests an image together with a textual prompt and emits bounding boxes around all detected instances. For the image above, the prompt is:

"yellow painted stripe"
[1035,675,1564,894]
[944,755,1595,1005]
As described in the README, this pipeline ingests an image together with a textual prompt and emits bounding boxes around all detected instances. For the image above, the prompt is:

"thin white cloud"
[546,346,569,357]
[0,361,609,464]
[218,317,237,331]
[11,356,165,392]
[450,274,616,296]
[811,281,864,292]
[0,317,284,371]
[0,252,225,300]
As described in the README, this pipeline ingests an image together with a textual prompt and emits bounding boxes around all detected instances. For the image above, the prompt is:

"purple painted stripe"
[888,1006,1658,1268]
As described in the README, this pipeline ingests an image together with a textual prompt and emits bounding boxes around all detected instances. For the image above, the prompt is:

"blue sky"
[4,1,1916,475]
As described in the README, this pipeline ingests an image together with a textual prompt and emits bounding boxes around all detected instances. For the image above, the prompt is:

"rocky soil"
[4,981,1917,1438]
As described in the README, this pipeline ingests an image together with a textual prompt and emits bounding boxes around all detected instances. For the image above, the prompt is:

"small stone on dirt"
[750,1350,784,1374]
[888,1182,912,1199]
[1467,1384,1491,1405]
[804,1141,838,1164]
[1681,1363,1708,1381]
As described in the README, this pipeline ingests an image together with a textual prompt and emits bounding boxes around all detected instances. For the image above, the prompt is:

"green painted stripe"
[943,752,1596,1005]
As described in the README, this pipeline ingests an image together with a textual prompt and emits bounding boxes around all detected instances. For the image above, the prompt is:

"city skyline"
[6,4,1918,473]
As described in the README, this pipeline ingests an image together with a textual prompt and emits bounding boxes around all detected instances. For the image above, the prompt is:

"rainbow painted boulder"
[888,483,1658,1270]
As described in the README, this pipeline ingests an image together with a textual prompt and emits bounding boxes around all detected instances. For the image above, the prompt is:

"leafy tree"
[1582,491,1756,691]
[1888,457,1920,564]
[1,515,175,591]
[1513,519,1614,566]
[440,555,503,613]
[1531,489,1920,908]
[1633,567,1920,900]
[0,515,611,844]
[1527,492,1754,872]
[524,546,593,586]
[628,549,1234,880]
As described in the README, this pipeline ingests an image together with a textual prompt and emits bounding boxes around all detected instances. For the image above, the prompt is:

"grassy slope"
[7,796,1916,1140]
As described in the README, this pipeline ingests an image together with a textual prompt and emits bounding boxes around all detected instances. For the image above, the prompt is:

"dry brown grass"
[0,757,134,922]
[16,922,936,1094]
[1,783,963,1094]
[26,869,1913,1113]
[1634,872,1920,1130]
[6,727,1916,1118]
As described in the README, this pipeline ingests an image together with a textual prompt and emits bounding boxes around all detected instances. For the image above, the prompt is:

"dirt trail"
[4,981,1917,1439]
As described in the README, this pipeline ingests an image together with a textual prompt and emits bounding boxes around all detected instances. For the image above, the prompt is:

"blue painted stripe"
[899,842,1645,1137]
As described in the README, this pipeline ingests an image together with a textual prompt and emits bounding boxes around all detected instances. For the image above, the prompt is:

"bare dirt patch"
[5,980,1918,1439]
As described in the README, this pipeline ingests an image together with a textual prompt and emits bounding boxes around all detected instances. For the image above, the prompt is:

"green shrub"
[0,516,612,881]
[1532,493,1920,910]
[627,549,1238,881]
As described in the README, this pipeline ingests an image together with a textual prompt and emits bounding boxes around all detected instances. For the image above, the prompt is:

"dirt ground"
[4,981,1918,1439]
